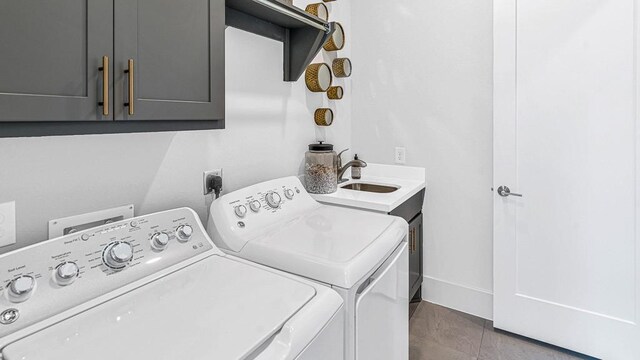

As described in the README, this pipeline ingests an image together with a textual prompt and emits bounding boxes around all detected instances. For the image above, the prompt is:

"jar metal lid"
[308,141,334,151]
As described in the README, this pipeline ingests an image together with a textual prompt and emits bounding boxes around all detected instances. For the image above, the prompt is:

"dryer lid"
[1,256,317,360]
[241,206,407,288]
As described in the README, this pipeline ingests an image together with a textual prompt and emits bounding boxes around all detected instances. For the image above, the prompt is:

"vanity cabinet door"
[0,0,113,121]
[113,0,224,121]
[408,213,423,300]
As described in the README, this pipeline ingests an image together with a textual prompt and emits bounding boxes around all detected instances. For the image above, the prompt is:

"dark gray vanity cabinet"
[389,188,425,313]
[0,0,225,136]
[113,0,224,121]
[0,0,114,122]
[408,213,423,302]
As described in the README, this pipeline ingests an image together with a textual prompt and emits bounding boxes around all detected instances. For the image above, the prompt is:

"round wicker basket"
[323,23,345,51]
[332,58,352,78]
[305,63,333,92]
[305,3,329,21]
[314,108,334,126]
[327,86,344,100]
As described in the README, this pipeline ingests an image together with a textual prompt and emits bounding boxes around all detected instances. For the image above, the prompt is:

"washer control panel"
[0,208,214,339]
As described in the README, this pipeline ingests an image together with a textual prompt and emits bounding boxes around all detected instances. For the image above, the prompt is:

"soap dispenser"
[351,154,362,179]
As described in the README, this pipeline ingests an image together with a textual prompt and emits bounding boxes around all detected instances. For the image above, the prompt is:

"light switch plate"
[0,201,17,247]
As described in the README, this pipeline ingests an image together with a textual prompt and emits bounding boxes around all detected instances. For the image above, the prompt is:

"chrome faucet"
[337,149,367,183]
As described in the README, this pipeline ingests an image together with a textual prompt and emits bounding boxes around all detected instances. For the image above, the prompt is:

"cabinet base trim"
[0,120,224,138]
[422,275,493,320]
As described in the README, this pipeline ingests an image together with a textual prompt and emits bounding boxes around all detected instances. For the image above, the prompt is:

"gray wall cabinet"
[0,0,114,122]
[114,0,225,121]
[0,0,224,136]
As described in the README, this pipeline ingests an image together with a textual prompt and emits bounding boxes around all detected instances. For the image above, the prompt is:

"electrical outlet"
[0,201,16,247]
[203,169,223,195]
[395,147,406,164]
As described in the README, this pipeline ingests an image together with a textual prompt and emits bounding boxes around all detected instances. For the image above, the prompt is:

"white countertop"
[310,164,426,213]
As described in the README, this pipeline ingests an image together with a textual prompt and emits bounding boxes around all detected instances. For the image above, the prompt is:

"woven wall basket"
[305,63,333,92]
[332,58,352,78]
[323,23,345,51]
[322,0,336,2]
[327,86,344,100]
[305,3,329,21]
[314,108,334,126]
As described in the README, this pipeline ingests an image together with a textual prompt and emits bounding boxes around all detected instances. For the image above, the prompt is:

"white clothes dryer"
[208,177,409,360]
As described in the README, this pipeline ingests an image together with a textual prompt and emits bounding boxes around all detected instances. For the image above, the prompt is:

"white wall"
[351,0,494,319]
[0,0,494,320]
[0,1,351,252]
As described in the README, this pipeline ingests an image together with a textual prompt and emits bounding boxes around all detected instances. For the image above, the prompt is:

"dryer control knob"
[8,275,36,303]
[151,232,170,250]
[265,192,282,208]
[103,241,134,270]
[234,205,248,218]
[249,200,261,212]
[176,225,193,242]
[284,189,295,200]
[55,262,79,286]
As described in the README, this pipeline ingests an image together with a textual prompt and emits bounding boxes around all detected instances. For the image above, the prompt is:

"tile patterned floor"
[409,302,598,360]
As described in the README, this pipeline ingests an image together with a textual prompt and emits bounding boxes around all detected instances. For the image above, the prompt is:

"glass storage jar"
[305,142,338,194]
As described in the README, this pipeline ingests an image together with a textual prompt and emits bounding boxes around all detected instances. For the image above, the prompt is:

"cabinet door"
[0,0,113,122]
[408,213,423,298]
[113,0,224,121]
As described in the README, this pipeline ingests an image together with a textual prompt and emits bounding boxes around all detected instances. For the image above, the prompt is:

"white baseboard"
[422,275,493,320]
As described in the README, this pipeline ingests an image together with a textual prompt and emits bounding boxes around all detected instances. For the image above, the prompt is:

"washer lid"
[241,206,407,288]
[1,256,316,360]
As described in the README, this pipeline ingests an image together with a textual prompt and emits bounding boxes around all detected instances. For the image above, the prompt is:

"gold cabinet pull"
[409,229,413,254]
[410,228,413,252]
[413,228,416,252]
[98,56,109,116]
[409,228,414,253]
[124,59,134,115]
[413,228,417,252]
[411,228,416,252]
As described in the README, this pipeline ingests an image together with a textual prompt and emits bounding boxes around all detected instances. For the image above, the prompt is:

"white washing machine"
[208,176,409,360]
[0,208,344,360]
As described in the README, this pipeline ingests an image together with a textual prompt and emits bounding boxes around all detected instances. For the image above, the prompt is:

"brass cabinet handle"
[412,228,416,252]
[124,59,134,115]
[409,228,415,253]
[412,228,417,252]
[413,228,417,252]
[409,229,413,254]
[98,56,109,116]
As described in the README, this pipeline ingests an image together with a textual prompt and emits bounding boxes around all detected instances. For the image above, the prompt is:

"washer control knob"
[265,192,282,208]
[249,200,261,212]
[176,225,193,242]
[284,189,295,200]
[103,241,134,269]
[7,275,36,303]
[151,232,170,250]
[234,205,248,218]
[55,262,79,286]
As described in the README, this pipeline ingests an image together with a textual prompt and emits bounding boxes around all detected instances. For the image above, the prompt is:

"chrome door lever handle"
[497,186,522,197]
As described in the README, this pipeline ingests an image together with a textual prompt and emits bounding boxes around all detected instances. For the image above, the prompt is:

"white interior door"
[493,0,640,358]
